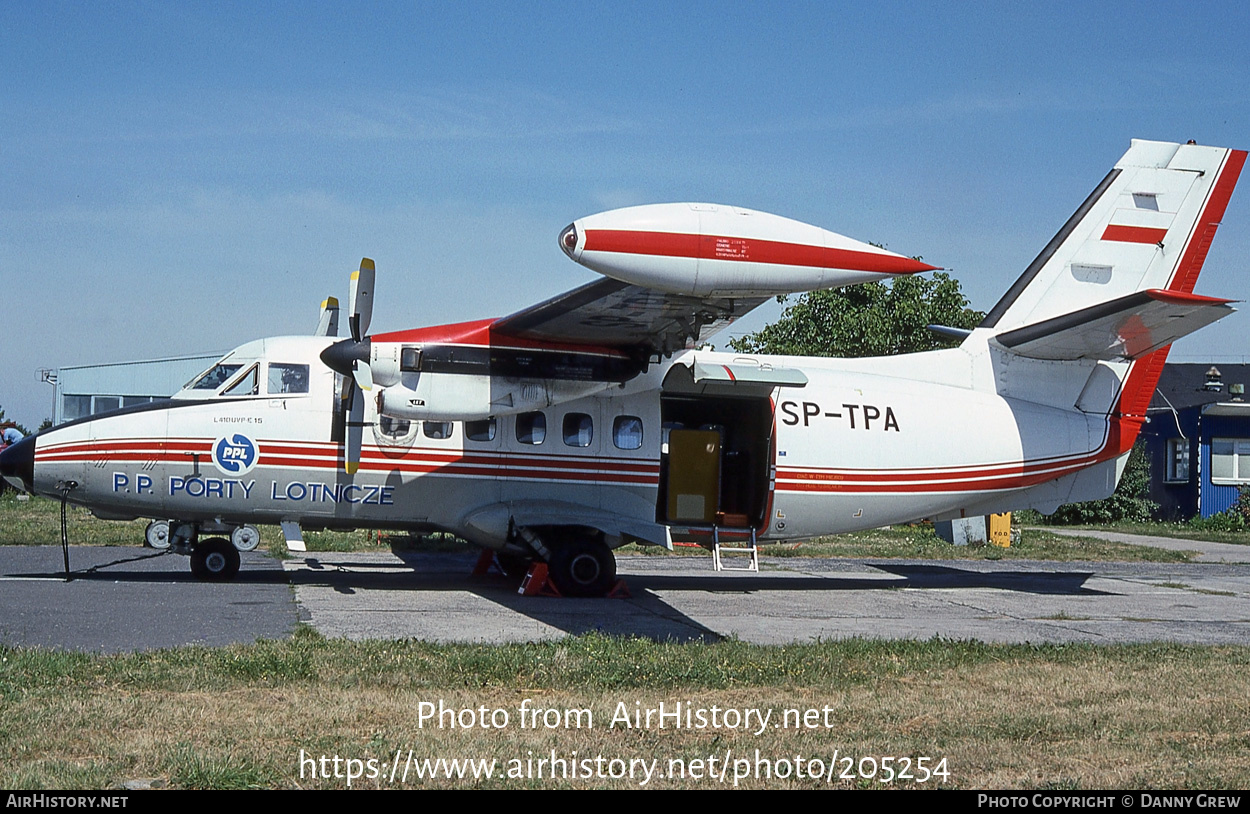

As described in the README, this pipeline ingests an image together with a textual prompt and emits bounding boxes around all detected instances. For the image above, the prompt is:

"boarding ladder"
[711,521,759,573]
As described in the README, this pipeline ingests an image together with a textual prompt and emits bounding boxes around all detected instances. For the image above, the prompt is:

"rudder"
[980,140,1246,334]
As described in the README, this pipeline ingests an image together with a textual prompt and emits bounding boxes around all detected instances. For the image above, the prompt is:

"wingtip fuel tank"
[559,202,937,297]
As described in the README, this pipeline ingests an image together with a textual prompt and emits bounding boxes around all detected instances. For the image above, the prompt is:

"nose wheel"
[190,537,241,582]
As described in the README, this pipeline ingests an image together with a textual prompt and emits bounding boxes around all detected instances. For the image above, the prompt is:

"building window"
[1211,438,1250,484]
[562,413,593,447]
[92,396,121,414]
[63,395,92,421]
[1166,439,1190,482]
[613,416,644,450]
[516,412,546,445]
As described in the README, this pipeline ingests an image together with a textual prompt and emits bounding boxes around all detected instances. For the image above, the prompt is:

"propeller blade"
[330,375,348,445]
[345,383,364,475]
[327,257,377,473]
[353,360,373,393]
[349,258,375,342]
[315,296,340,337]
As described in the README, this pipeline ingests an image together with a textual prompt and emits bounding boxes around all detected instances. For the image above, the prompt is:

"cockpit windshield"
[187,362,242,391]
[174,338,325,401]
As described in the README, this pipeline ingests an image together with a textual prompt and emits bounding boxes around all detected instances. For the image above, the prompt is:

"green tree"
[728,272,984,358]
[1040,443,1158,524]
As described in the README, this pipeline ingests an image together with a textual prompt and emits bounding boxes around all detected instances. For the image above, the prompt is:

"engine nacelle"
[559,202,937,297]
[374,374,613,421]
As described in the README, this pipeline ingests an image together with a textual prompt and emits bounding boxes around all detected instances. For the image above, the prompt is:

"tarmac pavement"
[0,545,293,652]
[284,550,1250,646]
[4,538,1250,651]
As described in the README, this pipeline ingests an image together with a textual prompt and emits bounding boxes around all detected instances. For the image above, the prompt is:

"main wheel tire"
[190,536,241,582]
[548,537,616,597]
[144,520,171,550]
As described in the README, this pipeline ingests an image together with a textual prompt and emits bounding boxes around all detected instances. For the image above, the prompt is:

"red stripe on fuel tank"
[582,230,937,274]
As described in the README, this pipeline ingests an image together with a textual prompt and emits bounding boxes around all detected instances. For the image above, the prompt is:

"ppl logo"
[213,434,258,475]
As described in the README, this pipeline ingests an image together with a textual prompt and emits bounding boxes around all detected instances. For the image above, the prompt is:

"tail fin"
[981,140,1246,334]
[957,141,1244,516]
[984,141,1244,420]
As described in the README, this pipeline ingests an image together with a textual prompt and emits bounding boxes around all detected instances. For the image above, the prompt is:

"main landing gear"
[493,531,622,598]
[548,537,617,598]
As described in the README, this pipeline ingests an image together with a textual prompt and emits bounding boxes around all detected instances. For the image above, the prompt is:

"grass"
[2,632,1250,789]
[624,524,1195,563]
[0,494,1245,789]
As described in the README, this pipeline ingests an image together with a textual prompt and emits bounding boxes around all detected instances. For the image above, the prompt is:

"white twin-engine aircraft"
[2,139,1244,595]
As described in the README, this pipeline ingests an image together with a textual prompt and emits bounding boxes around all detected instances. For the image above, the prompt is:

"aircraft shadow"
[2,547,288,584]
[867,563,1110,596]
[293,552,722,642]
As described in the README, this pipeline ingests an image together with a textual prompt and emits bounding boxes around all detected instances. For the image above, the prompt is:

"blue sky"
[2,1,1249,427]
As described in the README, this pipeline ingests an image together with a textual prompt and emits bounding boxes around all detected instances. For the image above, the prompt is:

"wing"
[492,277,768,358]
[342,203,936,422]
[492,201,936,359]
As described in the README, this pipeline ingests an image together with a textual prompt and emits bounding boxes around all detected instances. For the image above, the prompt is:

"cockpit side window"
[188,362,242,390]
[222,364,259,397]
[268,363,310,394]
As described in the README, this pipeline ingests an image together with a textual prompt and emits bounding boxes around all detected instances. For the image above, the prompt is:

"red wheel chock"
[516,563,630,598]
[519,563,561,596]
[472,548,496,576]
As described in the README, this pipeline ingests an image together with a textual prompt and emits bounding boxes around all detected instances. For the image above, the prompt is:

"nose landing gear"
[160,521,249,581]
[190,537,241,581]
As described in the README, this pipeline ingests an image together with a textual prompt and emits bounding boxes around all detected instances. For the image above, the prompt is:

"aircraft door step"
[711,521,759,573]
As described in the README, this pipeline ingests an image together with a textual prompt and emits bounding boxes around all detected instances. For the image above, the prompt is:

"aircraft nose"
[0,434,35,493]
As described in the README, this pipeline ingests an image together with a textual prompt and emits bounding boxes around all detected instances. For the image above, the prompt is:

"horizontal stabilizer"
[994,289,1235,361]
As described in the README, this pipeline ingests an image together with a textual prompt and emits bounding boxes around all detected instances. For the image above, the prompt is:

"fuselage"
[10,333,1122,551]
